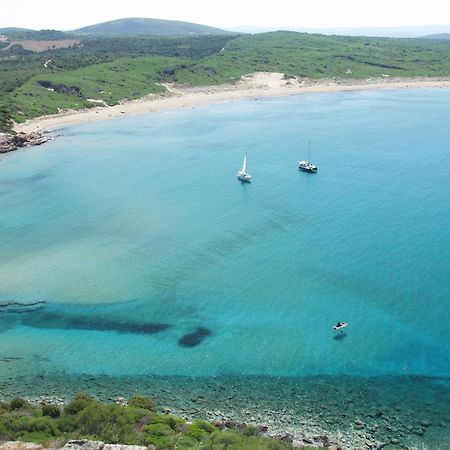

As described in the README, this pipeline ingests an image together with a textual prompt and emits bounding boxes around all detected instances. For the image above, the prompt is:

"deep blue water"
[1,89,449,380]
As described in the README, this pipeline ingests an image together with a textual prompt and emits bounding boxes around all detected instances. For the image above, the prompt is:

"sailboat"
[298,140,318,173]
[237,153,252,182]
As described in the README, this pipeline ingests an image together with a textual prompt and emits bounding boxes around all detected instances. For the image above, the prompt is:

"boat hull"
[237,173,252,182]
[298,161,318,173]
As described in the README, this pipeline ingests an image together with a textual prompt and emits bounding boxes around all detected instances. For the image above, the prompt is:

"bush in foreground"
[0,393,302,449]
[127,395,157,412]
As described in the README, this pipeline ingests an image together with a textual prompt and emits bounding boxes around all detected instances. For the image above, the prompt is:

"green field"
[1,31,449,132]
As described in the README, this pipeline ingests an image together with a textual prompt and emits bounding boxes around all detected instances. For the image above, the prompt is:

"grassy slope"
[175,31,450,84]
[10,56,188,122]
[4,31,450,127]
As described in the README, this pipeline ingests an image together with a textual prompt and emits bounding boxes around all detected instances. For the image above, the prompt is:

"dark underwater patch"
[0,301,46,314]
[20,311,171,335]
[178,327,212,347]
[0,356,22,363]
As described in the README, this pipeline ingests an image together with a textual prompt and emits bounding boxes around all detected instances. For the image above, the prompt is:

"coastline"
[13,73,450,135]
[2,372,449,449]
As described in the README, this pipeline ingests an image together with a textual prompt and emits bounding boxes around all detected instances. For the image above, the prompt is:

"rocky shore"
[0,441,152,450]
[4,373,445,450]
[0,131,50,154]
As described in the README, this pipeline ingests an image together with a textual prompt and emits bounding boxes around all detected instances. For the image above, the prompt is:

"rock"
[62,441,104,450]
[104,445,146,450]
[114,397,127,406]
[0,131,50,154]
[275,432,294,443]
[0,442,43,450]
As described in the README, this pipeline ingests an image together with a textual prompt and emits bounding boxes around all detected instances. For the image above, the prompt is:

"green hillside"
[1,30,450,132]
[0,29,75,41]
[73,17,233,36]
[175,31,450,83]
[9,56,186,121]
[421,33,450,40]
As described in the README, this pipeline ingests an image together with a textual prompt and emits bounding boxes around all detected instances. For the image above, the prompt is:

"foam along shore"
[14,73,450,134]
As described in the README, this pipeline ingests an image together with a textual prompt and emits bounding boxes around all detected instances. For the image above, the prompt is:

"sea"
[1,88,449,449]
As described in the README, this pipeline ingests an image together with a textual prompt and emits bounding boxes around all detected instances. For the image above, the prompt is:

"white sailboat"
[298,140,318,173]
[237,153,252,182]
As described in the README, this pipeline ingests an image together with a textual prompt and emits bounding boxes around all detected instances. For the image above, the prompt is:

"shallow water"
[1,89,449,448]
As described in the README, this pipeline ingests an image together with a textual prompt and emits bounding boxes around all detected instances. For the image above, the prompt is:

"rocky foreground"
[0,441,153,450]
[0,132,50,154]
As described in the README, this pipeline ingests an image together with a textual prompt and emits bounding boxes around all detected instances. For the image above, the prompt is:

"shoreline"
[1,371,448,449]
[13,73,450,135]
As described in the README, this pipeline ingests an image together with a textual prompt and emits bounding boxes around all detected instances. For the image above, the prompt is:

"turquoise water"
[1,89,449,447]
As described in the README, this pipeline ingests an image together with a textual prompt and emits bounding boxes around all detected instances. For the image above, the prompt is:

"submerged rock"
[178,327,212,347]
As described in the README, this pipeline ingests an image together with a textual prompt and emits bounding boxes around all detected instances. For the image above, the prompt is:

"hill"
[0,27,33,33]
[421,33,450,40]
[72,17,233,36]
[0,29,75,40]
[174,31,450,83]
[1,30,450,132]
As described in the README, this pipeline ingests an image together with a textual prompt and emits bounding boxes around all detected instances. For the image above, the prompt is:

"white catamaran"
[298,140,318,173]
[237,153,252,182]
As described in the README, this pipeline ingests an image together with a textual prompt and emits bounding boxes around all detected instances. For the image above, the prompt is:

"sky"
[2,0,450,31]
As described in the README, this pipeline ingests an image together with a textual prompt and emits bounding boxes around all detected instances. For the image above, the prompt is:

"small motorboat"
[333,322,348,331]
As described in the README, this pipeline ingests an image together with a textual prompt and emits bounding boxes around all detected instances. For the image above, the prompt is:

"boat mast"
[242,153,247,173]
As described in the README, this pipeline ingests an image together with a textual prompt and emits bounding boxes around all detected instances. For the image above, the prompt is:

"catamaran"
[298,140,318,173]
[237,153,252,182]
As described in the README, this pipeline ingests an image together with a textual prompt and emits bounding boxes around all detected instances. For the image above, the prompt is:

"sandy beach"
[14,73,450,134]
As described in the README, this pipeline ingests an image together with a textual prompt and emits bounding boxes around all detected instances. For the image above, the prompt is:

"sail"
[242,154,248,173]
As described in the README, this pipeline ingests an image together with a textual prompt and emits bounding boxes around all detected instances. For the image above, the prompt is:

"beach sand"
[14,73,450,134]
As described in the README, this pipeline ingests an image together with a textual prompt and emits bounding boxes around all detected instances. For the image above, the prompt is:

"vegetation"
[0,30,449,132]
[72,17,234,36]
[0,394,311,450]
[1,30,77,41]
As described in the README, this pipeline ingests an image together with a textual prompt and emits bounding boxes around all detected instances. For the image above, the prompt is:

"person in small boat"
[334,322,347,330]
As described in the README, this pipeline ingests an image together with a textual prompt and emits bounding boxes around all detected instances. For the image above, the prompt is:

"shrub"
[64,393,94,415]
[242,424,260,436]
[76,403,134,443]
[143,423,177,449]
[26,417,59,436]
[186,419,218,441]
[149,414,185,432]
[127,396,156,412]
[54,414,79,433]
[9,397,28,410]
[42,404,61,418]
[0,401,9,413]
